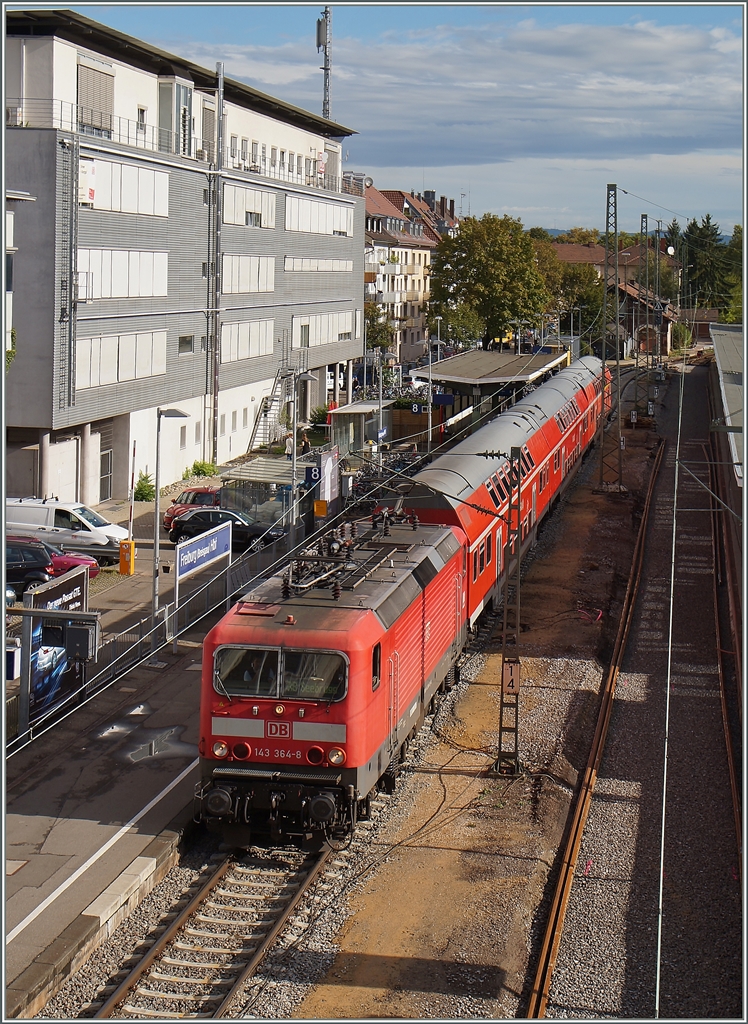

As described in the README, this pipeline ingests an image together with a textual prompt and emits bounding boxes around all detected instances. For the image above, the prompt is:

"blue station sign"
[176,521,232,583]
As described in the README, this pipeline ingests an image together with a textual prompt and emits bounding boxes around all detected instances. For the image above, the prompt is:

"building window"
[178,335,194,354]
[230,135,238,158]
[299,324,310,348]
[240,138,248,162]
[220,414,226,436]
[231,410,237,432]
[279,150,286,172]
[137,107,146,132]
[200,335,207,352]
[296,154,303,176]
[179,425,187,449]
[288,151,294,173]
[270,147,277,168]
[251,140,259,165]
[245,210,262,227]
[242,407,248,429]
[195,421,202,445]
[261,144,266,169]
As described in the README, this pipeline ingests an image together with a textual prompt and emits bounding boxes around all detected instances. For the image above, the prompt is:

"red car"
[7,536,100,580]
[163,485,221,530]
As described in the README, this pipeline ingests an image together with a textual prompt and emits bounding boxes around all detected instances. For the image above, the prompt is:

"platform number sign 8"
[502,659,521,694]
[305,465,321,486]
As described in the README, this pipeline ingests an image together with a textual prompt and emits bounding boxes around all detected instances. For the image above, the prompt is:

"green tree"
[527,226,553,242]
[722,224,742,323]
[683,214,732,308]
[664,218,682,253]
[531,238,564,311]
[427,301,485,347]
[364,302,394,351]
[431,214,549,344]
[555,226,600,244]
[559,263,604,338]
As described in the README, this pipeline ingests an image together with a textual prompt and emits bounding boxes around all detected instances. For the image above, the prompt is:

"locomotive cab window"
[372,643,381,691]
[282,650,347,702]
[214,646,279,697]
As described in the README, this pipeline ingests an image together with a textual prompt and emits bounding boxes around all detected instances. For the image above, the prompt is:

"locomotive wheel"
[399,738,410,763]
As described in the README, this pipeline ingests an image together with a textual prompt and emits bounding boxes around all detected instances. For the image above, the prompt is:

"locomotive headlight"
[328,747,346,765]
[212,740,229,757]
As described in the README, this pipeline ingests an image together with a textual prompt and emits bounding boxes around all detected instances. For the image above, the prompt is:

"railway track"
[93,845,331,1019]
[526,437,666,1018]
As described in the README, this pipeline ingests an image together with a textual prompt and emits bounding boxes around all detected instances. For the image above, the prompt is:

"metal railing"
[6,99,362,197]
[5,536,287,750]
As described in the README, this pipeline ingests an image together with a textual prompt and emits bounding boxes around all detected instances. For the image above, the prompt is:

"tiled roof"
[551,243,606,264]
[366,186,406,220]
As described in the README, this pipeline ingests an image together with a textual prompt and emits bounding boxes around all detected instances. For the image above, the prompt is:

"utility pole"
[597,184,624,492]
[316,7,332,120]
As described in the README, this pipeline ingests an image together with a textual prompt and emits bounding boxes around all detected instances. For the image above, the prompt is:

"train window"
[553,451,561,472]
[485,479,500,508]
[282,650,347,702]
[493,473,507,501]
[479,541,485,574]
[214,646,279,698]
[486,532,492,564]
[372,644,381,691]
[473,549,479,582]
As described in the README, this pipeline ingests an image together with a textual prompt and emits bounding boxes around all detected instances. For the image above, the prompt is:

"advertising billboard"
[29,566,89,722]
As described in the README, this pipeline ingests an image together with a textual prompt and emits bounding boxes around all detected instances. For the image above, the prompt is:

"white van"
[6,498,129,564]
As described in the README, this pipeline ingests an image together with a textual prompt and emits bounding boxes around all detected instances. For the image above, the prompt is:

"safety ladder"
[495,446,522,775]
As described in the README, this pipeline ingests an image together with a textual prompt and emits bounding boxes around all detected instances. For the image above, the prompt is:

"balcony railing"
[6,98,362,196]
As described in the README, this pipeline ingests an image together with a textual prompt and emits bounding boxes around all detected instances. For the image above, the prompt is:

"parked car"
[6,498,128,564]
[168,508,286,552]
[6,536,100,580]
[5,539,55,599]
[163,485,222,530]
[6,585,17,608]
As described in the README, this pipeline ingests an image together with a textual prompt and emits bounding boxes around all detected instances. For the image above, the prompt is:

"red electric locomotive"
[196,518,468,848]
[196,357,608,847]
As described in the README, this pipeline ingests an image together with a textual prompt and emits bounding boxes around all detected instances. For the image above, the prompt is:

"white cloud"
[154,14,743,225]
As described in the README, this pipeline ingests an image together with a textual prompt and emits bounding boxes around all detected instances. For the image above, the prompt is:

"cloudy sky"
[65,3,743,232]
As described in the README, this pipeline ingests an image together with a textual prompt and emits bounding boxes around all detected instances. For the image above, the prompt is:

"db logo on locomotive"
[266,721,290,738]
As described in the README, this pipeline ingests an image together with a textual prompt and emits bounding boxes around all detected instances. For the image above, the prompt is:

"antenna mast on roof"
[316,6,332,120]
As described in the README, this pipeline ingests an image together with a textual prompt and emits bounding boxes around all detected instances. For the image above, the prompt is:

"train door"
[532,483,537,528]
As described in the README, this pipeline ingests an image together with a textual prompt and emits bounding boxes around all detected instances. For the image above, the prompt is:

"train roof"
[411,356,601,502]
[234,520,461,632]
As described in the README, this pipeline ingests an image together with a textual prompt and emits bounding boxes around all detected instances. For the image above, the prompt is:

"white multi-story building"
[5,9,364,501]
[364,185,434,367]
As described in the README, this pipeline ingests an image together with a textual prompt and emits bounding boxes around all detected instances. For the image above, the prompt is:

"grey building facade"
[5,10,364,502]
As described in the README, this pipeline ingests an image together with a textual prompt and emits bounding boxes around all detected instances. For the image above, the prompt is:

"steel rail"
[526,437,666,1018]
[94,847,330,1020]
[704,440,743,881]
[213,847,330,1017]
[95,854,233,1017]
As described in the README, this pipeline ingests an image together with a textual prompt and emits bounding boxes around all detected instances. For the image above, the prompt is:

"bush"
[190,460,218,477]
[134,470,155,501]
[309,405,330,427]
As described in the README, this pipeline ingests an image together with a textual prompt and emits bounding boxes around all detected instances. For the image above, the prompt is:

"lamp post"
[430,316,442,458]
[151,406,188,664]
[289,369,316,551]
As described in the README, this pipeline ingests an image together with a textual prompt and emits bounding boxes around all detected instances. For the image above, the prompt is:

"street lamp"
[289,369,316,550]
[430,316,442,458]
[151,406,188,664]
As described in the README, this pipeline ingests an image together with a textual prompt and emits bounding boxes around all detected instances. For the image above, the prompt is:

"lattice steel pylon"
[597,184,625,492]
[494,447,522,775]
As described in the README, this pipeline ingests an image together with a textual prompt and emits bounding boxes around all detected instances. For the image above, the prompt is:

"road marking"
[6,758,198,945]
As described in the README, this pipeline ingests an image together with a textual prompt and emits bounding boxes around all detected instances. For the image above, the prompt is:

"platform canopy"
[409,351,568,386]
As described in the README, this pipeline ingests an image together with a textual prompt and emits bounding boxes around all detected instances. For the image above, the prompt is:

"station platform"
[5,500,211,1019]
